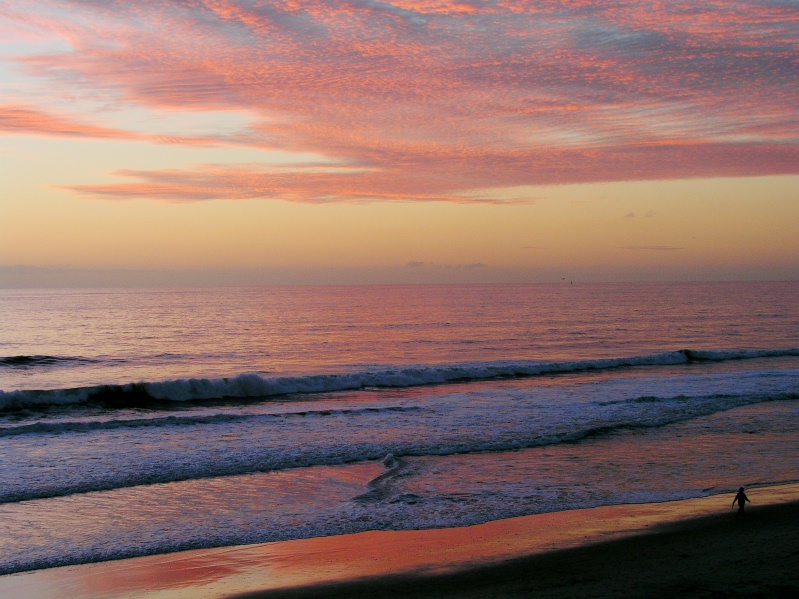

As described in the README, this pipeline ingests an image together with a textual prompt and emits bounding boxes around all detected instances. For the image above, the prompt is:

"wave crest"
[2,347,797,411]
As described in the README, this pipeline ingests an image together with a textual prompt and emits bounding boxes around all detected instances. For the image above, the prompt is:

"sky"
[1,0,798,287]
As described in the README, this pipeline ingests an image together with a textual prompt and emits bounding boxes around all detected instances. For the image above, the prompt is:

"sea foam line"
[0,406,423,438]
[1,348,797,411]
[1,390,796,505]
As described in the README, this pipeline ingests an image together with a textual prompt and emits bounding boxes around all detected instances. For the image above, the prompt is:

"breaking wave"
[2,347,797,411]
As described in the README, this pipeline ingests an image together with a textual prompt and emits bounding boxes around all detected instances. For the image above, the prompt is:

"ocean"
[1,282,797,576]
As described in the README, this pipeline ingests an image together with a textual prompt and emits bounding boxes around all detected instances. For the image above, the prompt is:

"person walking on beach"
[732,487,750,519]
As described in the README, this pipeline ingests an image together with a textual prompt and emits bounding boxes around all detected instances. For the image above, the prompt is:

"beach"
[1,284,797,593]
[250,500,799,599]
[2,484,797,599]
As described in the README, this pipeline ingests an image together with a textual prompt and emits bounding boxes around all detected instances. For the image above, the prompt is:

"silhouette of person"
[732,487,750,519]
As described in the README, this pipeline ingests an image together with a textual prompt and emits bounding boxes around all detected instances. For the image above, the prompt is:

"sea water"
[0,283,797,575]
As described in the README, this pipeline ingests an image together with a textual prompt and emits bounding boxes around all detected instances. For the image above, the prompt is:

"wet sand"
[2,484,798,599]
[237,499,799,599]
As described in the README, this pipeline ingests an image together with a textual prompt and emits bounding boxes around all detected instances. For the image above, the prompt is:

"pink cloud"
[0,104,141,139]
[0,103,257,147]
[61,163,498,204]
[4,0,799,202]
[62,141,799,203]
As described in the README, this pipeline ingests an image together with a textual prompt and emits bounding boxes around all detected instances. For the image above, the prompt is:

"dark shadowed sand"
[235,500,799,599]
[1,484,797,599]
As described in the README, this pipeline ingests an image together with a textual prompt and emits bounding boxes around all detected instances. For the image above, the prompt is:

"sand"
[237,499,799,599]
[1,484,797,599]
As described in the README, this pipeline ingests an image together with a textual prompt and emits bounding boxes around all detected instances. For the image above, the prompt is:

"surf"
[2,347,797,411]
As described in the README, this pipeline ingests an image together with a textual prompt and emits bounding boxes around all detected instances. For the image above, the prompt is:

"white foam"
[2,347,797,411]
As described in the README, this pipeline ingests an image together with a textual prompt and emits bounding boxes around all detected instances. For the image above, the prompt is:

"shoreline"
[2,483,798,599]
[240,497,799,599]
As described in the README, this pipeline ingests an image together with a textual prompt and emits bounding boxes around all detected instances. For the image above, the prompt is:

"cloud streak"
[3,0,799,202]
[406,261,486,270]
[621,246,682,251]
[0,104,141,139]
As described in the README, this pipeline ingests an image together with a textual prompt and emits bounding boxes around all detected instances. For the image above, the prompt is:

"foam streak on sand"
[1,484,798,599]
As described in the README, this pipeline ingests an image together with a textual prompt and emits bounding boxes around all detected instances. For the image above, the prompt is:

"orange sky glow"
[1,0,797,286]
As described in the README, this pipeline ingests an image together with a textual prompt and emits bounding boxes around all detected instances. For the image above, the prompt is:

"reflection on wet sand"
[2,483,798,599]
